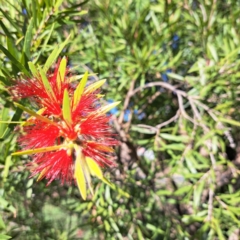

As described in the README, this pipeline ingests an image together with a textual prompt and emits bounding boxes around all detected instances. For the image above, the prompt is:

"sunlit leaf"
[85,79,106,94]
[23,18,34,59]
[86,157,103,179]
[62,89,72,126]
[14,103,57,126]
[97,101,121,114]
[12,145,64,156]
[56,56,67,91]
[39,68,57,101]
[28,61,39,78]
[43,34,71,72]
[73,71,88,110]
[74,150,86,200]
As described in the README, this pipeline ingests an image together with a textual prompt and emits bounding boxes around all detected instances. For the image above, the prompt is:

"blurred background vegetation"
[1,0,240,239]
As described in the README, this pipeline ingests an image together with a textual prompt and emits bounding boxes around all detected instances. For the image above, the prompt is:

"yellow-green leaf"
[23,107,46,126]
[73,71,88,110]
[23,18,34,59]
[0,121,25,124]
[43,34,71,73]
[86,157,103,179]
[97,101,121,114]
[74,150,86,200]
[85,79,106,94]
[62,89,72,126]
[28,61,38,78]
[39,68,56,101]
[219,117,240,127]
[57,56,67,91]
[12,145,64,156]
[14,103,57,126]
[69,73,96,83]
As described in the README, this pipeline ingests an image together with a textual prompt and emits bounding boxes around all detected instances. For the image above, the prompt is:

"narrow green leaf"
[193,181,205,208]
[54,0,64,11]
[0,107,9,138]
[56,56,67,91]
[12,145,64,156]
[0,121,25,124]
[166,72,184,81]
[160,133,190,142]
[39,68,56,101]
[219,117,240,127]
[97,101,121,114]
[85,79,106,93]
[73,71,88,110]
[174,185,193,196]
[7,37,18,58]
[207,43,218,62]
[23,18,34,59]
[3,156,12,180]
[28,61,39,77]
[62,89,72,126]
[14,102,57,126]
[131,125,156,134]
[43,34,71,72]
[69,73,96,82]
[31,0,37,27]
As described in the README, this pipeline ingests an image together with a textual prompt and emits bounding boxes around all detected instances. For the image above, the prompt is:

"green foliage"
[1,0,240,239]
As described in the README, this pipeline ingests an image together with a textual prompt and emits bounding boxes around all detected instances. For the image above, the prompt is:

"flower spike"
[10,57,120,199]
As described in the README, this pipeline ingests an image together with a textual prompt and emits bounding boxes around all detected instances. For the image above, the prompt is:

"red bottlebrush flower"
[10,57,120,200]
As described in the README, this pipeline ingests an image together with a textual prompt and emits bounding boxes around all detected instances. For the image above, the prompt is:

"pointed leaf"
[39,68,57,101]
[219,117,240,127]
[28,61,39,78]
[43,34,71,72]
[23,18,34,59]
[0,121,25,124]
[69,73,96,82]
[85,79,106,94]
[62,89,72,126]
[86,157,103,179]
[12,145,64,156]
[14,103,57,126]
[74,150,86,200]
[73,71,88,110]
[98,101,121,114]
[23,107,46,126]
[57,56,67,91]
[0,107,9,138]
